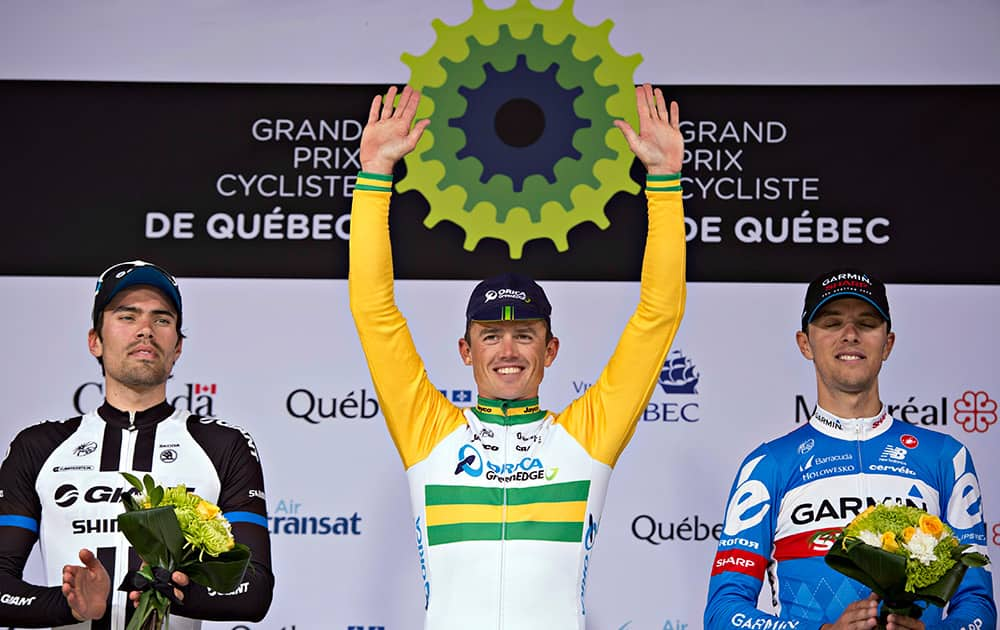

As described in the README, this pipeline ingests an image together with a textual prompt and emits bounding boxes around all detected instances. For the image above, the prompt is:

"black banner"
[1,81,997,282]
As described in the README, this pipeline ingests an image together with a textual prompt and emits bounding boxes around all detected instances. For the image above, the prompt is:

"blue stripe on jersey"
[0,514,39,532]
[224,511,268,527]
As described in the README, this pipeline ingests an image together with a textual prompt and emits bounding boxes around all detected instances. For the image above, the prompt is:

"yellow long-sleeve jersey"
[349,172,686,630]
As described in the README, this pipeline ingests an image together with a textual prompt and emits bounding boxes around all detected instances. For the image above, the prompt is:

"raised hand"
[614,83,683,175]
[62,548,110,621]
[359,85,431,175]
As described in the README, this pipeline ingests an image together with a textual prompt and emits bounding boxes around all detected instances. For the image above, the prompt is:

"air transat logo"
[400,0,641,258]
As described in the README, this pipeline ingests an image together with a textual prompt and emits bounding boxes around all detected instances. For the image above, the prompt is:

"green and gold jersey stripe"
[472,396,547,426]
[355,171,393,192]
[424,481,591,546]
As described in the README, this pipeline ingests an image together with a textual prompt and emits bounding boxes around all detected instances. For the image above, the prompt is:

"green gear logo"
[400,0,641,259]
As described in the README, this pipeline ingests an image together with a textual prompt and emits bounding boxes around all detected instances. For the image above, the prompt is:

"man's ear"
[544,336,560,367]
[88,328,103,359]
[882,331,895,361]
[458,338,472,365]
[795,330,814,360]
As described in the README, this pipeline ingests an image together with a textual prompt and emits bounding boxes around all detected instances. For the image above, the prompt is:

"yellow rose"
[919,514,944,537]
[195,500,221,520]
[901,526,916,543]
[881,531,900,552]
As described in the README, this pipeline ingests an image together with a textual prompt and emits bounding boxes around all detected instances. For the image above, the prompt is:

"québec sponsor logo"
[632,513,723,545]
[582,346,705,425]
[794,390,997,434]
[453,444,558,482]
[438,388,472,404]
[74,381,218,416]
[269,498,362,536]
[286,387,379,424]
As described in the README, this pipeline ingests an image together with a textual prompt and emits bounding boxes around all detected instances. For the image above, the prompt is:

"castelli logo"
[900,434,919,449]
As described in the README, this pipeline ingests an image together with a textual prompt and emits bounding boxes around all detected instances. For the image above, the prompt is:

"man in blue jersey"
[704,269,995,630]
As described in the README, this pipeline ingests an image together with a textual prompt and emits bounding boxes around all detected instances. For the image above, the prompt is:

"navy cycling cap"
[466,273,551,324]
[92,260,182,329]
[801,268,890,331]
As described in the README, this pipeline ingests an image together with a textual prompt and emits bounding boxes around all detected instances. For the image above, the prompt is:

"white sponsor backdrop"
[0,277,997,629]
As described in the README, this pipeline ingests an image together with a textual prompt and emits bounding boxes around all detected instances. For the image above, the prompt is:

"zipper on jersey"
[855,420,867,514]
[497,406,510,630]
[114,413,140,630]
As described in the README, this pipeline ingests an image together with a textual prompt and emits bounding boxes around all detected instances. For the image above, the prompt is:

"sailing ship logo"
[658,349,700,395]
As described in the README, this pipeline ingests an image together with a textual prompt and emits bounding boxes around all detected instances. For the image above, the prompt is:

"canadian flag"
[194,384,217,395]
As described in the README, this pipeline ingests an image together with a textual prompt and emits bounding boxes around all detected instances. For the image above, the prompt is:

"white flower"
[904,530,939,565]
[857,530,882,547]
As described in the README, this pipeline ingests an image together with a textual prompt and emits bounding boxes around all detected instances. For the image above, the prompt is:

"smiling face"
[796,297,894,412]
[458,320,559,401]
[88,286,183,396]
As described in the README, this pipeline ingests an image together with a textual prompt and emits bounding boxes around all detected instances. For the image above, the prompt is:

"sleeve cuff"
[646,172,682,193]
[356,171,393,193]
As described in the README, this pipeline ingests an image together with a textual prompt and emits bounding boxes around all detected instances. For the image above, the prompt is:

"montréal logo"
[954,390,997,433]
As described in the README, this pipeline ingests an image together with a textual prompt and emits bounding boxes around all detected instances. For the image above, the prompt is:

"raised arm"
[349,86,464,469]
[557,84,686,466]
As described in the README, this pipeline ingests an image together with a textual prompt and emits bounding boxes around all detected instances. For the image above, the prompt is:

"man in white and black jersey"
[0,260,274,629]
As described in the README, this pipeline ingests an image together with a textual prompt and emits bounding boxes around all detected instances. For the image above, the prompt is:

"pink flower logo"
[953,391,998,433]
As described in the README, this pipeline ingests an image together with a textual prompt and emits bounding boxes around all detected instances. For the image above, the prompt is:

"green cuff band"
[358,171,393,181]
[646,173,681,182]
[647,184,683,192]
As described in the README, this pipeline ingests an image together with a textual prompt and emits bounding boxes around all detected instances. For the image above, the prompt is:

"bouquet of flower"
[117,473,251,630]
[825,504,989,629]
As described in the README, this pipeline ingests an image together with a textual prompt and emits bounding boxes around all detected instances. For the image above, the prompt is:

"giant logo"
[398,0,640,258]
[54,484,137,508]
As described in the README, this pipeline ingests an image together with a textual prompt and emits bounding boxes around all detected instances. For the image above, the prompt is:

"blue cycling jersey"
[705,405,995,630]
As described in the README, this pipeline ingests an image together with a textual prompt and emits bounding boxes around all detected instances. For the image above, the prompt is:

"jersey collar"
[98,399,175,429]
[472,396,547,426]
[808,403,893,440]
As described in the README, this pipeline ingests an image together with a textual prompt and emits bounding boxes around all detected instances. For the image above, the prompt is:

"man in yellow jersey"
[349,84,686,629]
